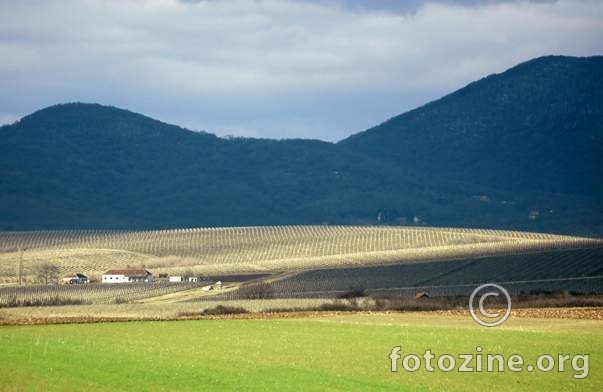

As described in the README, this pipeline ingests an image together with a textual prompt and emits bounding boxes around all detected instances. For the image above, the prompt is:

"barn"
[102,269,153,283]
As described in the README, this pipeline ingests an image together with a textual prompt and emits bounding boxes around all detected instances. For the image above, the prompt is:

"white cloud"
[0,0,601,140]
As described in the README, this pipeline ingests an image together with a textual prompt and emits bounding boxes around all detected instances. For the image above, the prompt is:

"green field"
[0,314,600,391]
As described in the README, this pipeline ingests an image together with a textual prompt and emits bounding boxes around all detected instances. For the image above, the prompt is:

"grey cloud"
[293,0,558,14]
[0,0,601,141]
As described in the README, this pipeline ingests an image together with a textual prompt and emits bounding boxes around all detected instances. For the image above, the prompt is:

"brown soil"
[1,307,602,326]
[438,307,603,320]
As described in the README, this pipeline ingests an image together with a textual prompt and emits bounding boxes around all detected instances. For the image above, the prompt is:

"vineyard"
[218,247,603,300]
[1,225,601,283]
[0,282,204,306]
[0,226,602,307]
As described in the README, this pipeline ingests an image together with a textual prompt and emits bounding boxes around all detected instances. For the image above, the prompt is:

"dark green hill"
[340,55,603,197]
[1,56,602,235]
[0,103,439,229]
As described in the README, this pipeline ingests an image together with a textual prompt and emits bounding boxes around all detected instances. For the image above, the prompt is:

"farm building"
[102,269,153,283]
[415,291,429,300]
[169,276,183,282]
[61,273,89,284]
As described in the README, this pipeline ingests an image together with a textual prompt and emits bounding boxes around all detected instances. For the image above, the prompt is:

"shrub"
[113,297,128,304]
[201,305,249,315]
[0,296,90,308]
[319,299,362,311]
[236,282,275,300]
[337,286,367,299]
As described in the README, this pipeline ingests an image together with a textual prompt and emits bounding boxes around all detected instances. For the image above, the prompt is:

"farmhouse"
[169,276,183,282]
[61,273,89,284]
[102,269,153,283]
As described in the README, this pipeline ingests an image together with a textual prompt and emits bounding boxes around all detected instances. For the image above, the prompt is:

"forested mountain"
[340,56,603,197]
[1,56,601,235]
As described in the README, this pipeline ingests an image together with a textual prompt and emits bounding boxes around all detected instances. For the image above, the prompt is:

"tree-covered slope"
[0,103,440,229]
[340,55,603,197]
[1,56,601,235]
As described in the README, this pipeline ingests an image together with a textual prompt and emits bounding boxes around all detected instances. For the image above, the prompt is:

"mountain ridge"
[1,55,602,235]
[339,55,603,197]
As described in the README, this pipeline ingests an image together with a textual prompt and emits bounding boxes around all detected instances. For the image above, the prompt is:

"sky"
[0,0,602,141]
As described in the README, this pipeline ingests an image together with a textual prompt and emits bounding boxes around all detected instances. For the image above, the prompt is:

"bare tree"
[35,263,60,284]
[181,269,197,281]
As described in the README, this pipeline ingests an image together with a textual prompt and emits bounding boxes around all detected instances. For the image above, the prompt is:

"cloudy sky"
[0,0,601,141]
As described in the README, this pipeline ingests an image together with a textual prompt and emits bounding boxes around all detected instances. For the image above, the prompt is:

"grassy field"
[0,313,600,391]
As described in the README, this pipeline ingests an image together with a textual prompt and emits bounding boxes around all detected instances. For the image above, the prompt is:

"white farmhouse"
[169,276,183,282]
[102,269,153,283]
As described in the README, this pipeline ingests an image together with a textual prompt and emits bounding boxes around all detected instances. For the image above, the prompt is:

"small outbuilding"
[414,292,429,300]
[169,276,183,283]
[61,273,89,285]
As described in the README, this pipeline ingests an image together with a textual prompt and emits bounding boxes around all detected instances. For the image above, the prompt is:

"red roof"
[103,269,151,276]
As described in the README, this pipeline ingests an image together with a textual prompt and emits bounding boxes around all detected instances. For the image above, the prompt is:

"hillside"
[340,55,603,197]
[1,56,602,234]
[225,247,603,300]
[0,226,600,284]
[0,103,435,229]
[1,226,601,306]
